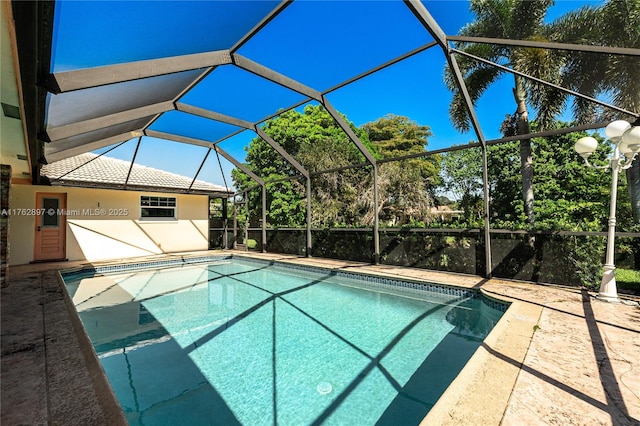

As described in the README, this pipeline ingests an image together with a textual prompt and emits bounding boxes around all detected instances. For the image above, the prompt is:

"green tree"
[487,122,629,231]
[439,121,627,231]
[362,114,431,158]
[486,141,527,225]
[477,122,632,287]
[232,105,375,227]
[440,146,484,222]
[446,0,566,226]
[362,114,441,225]
[233,109,441,228]
[551,0,640,223]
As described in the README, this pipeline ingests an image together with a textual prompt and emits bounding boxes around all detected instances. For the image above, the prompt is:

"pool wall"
[57,252,523,425]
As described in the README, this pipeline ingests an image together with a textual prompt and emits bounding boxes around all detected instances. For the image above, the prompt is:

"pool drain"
[316,381,332,395]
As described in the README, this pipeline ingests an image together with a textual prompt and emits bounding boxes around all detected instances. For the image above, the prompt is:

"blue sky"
[51,0,602,188]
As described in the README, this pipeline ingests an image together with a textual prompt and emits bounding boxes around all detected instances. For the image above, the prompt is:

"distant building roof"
[41,153,232,196]
[429,205,464,221]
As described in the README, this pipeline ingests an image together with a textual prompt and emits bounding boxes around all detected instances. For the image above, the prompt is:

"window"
[141,196,176,219]
[41,197,60,227]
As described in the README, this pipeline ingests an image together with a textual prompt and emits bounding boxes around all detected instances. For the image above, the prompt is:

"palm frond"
[547,6,600,44]
[511,0,554,39]
[447,57,503,132]
[508,33,567,127]
[465,0,515,38]
[572,97,604,124]
[449,91,473,133]
[532,85,567,129]
[556,0,640,118]
[600,0,640,48]
[607,57,640,114]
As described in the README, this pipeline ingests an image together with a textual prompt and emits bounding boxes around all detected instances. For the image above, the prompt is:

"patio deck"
[1,251,638,425]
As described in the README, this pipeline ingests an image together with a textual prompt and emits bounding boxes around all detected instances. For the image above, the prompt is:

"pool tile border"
[237,256,509,312]
[60,255,232,279]
[60,255,509,313]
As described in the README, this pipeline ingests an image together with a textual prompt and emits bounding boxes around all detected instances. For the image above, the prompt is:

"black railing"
[379,228,481,275]
[213,227,639,291]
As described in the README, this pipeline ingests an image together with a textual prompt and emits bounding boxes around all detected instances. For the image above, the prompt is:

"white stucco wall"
[8,184,210,265]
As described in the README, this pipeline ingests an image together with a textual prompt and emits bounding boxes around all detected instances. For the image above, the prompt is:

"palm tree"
[446,0,566,226]
[551,0,640,223]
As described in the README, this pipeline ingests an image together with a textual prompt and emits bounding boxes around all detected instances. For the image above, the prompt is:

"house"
[6,153,232,266]
[430,205,464,222]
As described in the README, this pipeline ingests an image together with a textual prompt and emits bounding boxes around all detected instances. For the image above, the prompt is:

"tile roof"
[41,153,232,195]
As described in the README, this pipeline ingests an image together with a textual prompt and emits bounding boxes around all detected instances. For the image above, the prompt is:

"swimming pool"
[62,256,508,425]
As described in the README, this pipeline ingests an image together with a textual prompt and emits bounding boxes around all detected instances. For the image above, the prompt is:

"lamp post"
[574,120,640,302]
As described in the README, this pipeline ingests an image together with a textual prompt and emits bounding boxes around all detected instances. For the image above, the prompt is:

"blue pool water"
[63,258,507,425]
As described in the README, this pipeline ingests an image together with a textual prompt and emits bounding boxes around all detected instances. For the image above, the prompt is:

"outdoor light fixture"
[574,119,640,302]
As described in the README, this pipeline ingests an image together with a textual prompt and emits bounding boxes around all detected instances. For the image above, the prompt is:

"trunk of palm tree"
[514,76,535,226]
[627,158,640,224]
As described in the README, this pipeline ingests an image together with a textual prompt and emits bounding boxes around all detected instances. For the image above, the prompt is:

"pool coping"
[56,251,524,425]
[420,292,541,425]
[6,250,636,425]
[55,270,128,426]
